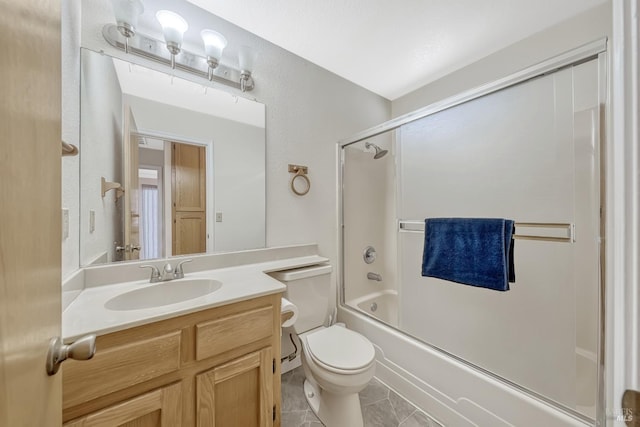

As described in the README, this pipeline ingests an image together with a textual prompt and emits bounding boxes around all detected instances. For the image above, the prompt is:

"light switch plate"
[62,209,69,240]
[89,210,96,233]
[216,212,223,222]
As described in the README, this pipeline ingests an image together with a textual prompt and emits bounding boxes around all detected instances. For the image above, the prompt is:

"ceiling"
[185,0,606,100]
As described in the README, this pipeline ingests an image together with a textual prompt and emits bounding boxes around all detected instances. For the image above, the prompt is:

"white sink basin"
[105,278,223,311]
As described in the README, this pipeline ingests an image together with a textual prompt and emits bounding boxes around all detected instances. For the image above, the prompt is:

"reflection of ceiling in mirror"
[136,136,164,151]
[112,57,265,128]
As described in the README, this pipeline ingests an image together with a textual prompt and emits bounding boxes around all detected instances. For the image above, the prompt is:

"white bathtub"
[348,290,399,327]
[340,302,590,426]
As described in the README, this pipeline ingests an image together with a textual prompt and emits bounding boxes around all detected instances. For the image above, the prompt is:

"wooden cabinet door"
[196,347,273,427]
[63,383,181,427]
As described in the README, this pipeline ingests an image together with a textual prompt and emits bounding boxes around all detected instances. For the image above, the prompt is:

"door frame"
[608,0,640,424]
[132,129,215,255]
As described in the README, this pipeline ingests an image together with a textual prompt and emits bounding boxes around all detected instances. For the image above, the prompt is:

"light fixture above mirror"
[105,1,255,92]
[201,29,227,78]
[111,0,144,52]
[155,10,188,69]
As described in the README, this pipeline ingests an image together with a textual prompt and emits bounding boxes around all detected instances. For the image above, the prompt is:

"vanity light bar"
[102,24,255,92]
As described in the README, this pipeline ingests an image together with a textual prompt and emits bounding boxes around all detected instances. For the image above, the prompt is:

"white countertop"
[63,255,327,342]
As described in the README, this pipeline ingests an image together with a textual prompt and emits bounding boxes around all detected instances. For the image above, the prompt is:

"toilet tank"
[269,263,333,333]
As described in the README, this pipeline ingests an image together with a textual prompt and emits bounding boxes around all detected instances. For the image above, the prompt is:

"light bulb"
[156,10,188,54]
[238,46,256,92]
[111,0,144,38]
[201,29,227,69]
[238,46,256,73]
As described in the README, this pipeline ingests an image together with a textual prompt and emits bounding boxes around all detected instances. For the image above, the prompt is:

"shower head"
[364,142,388,159]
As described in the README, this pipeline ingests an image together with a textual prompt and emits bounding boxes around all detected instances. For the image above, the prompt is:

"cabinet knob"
[46,334,96,376]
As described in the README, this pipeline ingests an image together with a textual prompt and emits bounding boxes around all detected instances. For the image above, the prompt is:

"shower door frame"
[337,38,607,424]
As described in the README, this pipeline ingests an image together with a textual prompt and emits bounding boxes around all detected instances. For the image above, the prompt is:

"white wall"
[138,147,164,167]
[61,0,81,279]
[343,133,397,303]
[62,0,390,293]
[79,51,124,266]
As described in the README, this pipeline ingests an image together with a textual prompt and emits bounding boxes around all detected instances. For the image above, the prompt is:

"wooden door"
[196,347,273,427]
[172,143,206,255]
[0,0,62,426]
[124,128,141,260]
[174,211,206,255]
[63,383,181,427]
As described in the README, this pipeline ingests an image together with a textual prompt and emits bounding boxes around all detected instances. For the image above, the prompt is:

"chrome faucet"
[367,272,383,282]
[160,263,175,281]
[140,259,193,283]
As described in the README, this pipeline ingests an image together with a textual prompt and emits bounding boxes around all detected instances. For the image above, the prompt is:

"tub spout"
[367,272,382,281]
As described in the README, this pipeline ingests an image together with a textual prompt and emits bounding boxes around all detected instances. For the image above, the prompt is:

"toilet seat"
[305,325,375,374]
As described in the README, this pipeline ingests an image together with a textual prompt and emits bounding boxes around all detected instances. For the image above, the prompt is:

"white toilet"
[270,264,375,427]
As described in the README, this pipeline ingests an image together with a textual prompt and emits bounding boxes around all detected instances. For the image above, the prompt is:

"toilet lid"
[306,326,375,371]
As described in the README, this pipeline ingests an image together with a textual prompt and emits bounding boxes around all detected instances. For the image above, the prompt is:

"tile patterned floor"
[281,366,442,427]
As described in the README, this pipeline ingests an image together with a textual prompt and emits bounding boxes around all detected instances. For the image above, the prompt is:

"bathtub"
[348,290,398,327]
[339,300,591,426]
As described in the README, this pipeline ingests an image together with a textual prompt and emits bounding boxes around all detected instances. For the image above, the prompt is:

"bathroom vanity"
[60,251,327,427]
[63,294,281,426]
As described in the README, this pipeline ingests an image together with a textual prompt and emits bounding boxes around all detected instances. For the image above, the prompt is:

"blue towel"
[421,218,515,291]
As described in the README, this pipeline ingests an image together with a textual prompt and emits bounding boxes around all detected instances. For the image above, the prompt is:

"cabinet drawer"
[64,331,182,408]
[196,306,273,361]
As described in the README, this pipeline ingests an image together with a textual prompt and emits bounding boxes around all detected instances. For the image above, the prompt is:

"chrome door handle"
[46,334,96,376]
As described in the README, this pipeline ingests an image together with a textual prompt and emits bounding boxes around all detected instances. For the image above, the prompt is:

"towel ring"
[289,164,310,196]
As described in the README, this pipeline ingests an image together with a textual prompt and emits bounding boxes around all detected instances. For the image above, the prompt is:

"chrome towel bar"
[398,220,575,243]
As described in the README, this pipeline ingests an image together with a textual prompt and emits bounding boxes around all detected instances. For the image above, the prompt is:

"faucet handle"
[140,264,161,282]
[174,258,193,279]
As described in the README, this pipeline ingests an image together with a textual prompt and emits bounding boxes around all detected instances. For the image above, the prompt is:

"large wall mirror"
[80,48,266,266]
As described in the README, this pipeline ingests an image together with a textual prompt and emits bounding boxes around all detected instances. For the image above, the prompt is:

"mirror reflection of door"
[172,142,207,256]
[129,133,209,260]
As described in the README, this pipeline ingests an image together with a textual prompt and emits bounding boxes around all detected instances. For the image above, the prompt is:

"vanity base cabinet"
[63,294,282,427]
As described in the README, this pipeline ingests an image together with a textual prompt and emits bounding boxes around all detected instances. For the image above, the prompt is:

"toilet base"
[303,379,364,427]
